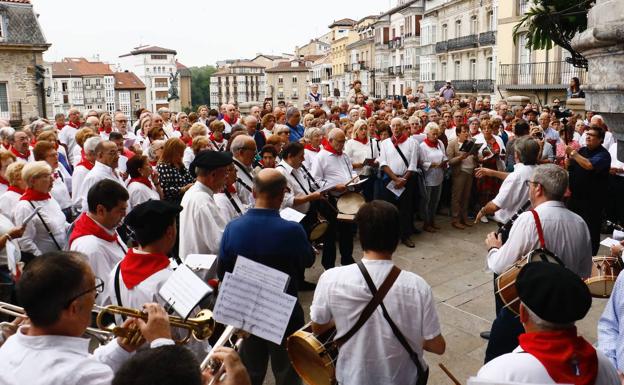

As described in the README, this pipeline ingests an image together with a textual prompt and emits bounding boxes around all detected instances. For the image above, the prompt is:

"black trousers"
[318,197,355,270]
[607,175,624,226]
[381,177,415,239]
[484,307,524,363]
[239,335,301,385]
[568,197,604,255]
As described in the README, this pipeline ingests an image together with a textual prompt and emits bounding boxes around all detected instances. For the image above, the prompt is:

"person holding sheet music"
[344,120,379,201]
[218,168,314,385]
[418,122,448,233]
[310,201,445,385]
[377,118,420,247]
[311,128,357,269]
[446,124,477,229]
[231,135,257,207]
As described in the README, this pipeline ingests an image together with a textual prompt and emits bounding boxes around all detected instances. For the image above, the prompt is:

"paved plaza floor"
[277,215,611,385]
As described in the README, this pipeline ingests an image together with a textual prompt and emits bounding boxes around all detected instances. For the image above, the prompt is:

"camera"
[533,132,544,140]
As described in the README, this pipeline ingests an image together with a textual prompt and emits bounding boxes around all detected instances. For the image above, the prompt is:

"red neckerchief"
[29,138,37,147]
[371,133,381,140]
[7,186,24,195]
[181,135,192,146]
[323,141,342,155]
[120,248,170,289]
[0,175,8,186]
[519,328,597,385]
[10,146,30,160]
[149,160,157,167]
[77,158,94,171]
[99,126,113,134]
[56,123,65,130]
[223,115,236,126]
[391,132,409,146]
[226,184,236,193]
[20,188,50,201]
[304,144,320,152]
[424,138,438,148]
[209,133,224,143]
[354,136,368,145]
[68,121,80,129]
[68,213,118,247]
[129,177,153,189]
[1,143,9,150]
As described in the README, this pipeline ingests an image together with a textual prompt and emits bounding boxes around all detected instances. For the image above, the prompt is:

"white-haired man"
[58,108,81,164]
[72,136,103,213]
[231,135,257,206]
[579,115,615,149]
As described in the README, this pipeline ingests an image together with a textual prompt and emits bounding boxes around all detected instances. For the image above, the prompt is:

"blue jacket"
[287,123,305,143]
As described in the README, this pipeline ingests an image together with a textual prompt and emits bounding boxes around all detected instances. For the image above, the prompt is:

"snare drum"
[585,256,623,298]
[496,249,563,315]
[287,322,338,385]
[336,192,365,222]
[309,212,329,242]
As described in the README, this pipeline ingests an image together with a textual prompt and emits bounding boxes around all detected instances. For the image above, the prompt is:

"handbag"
[356,261,429,385]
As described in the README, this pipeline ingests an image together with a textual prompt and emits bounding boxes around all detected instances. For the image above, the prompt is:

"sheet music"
[386,180,405,198]
[317,182,338,193]
[613,229,624,241]
[279,207,306,223]
[158,264,213,318]
[184,254,217,270]
[233,256,290,291]
[600,237,621,248]
[213,272,296,345]
[5,241,18,276]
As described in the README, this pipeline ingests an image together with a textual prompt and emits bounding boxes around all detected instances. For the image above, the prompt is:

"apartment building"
[345,16,378,98]
[209,61,265,109]
[113,71,146,123]
[329,18,357,98]
[265,58,319,109]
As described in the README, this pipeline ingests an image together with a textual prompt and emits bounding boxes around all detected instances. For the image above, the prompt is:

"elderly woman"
[126,155,163,210]
[208,120,227,151]
[147,139,166,167]
[99,113,114,139]
[303,127,322,172]
[14,161,69,255]
[37,130,72,175]
[261,113,276,139]
[156,138,194,204]
[303,113,315,129]
[183,136,210,169]
[0,151,16,195]
[0,162,26,220]
[446,124,477,229]
[344,120,379,201]
[136,116,152,152]
[475,120,506,222]
[273,124,291,145]
[33,141,73,221]
[419,122,448,232]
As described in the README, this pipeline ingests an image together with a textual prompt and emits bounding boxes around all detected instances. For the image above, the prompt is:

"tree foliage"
[189,65,216,111]
[512,0,594,68]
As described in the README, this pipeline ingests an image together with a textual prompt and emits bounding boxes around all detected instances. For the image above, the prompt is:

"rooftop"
[175,60,191,76]
[0,0,49,48]
[328,18,356,28]
[119,45,177,57]
[114,71,145,90]
[265,60,311,73]
[51,58,114,77]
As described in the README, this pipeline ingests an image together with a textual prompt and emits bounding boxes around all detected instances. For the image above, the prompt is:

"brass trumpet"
[94,304,216,344]
[0,301,113,344]
[200,325,247,384]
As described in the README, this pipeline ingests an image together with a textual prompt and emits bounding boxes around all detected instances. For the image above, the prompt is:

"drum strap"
[224,189,242,215]
[395,144,410,169]
[530,210,546,249]
[333,263,400,347]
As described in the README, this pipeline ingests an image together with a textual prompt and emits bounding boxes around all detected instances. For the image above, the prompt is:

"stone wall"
[0,50,45,126]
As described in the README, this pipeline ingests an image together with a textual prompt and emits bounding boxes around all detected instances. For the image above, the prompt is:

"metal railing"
[388,67,395,75]
[0,101,22,127]
[498,61,587,88]
[479,31,496,45]
[435,41,448,53]
[395,66,403,76]
[433,79,494,92]
[447,34,478,51]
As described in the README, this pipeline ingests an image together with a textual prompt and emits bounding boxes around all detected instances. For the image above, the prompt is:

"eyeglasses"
[65,277,104,307]
[524,180,541,188]
[115,119,127,123]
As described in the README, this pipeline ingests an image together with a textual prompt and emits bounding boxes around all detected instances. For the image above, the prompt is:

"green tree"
[512,0,594,68]
[190,65,217,111]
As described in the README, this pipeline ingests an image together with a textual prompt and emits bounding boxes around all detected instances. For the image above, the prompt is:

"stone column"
[505,95,531,107]
[566,98,586,117]
[572,0,624,159]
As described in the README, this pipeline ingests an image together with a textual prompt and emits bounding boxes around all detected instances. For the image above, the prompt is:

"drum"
[496,249,563,315]
[287,322,338,385]
[585,256,623,298]
[309,213,329,242]
[336,192,365,222]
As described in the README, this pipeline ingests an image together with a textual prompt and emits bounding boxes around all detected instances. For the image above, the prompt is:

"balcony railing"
[447,34,478,50]
[435,41,448,53]
[344,64,350,73]
[94,84,103,89]
[498,61,588,89]
[433,79,494,93]
[395,66,403,76]
[388,67,394,75]
[388,37,403,49]
[0,101,22,127]
[479,31,496,45]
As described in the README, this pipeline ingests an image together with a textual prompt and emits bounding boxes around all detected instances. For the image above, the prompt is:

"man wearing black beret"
[179,150,233,259]
[477,262,619,384]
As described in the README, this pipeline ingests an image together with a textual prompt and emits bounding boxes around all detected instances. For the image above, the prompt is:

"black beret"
[125,200,182,231]
[189,150,233,177]
[517,262,591,324]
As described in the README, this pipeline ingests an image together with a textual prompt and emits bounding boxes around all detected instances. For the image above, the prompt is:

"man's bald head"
[328,128,345,141]
[253,168,287,208]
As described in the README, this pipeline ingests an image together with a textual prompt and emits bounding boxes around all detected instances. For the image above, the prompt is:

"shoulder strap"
[395,144,410,168]
[224,189,243,215]
[301,164,320,191]
[114,263,124,308]
[333,262,401,347]
[356,261,426,378]
[28,201,62,251]
[530,209,546,248]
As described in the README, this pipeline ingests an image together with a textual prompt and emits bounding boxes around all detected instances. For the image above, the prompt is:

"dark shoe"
[299,281,317,291]
[412,227,422,235]
[480,331,491,340]
[423,225,437,233]
[451,221,466,230]
[431,223,441,230]
[402,238,415,248]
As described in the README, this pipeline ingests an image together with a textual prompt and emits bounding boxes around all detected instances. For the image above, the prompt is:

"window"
[63,95,69,104]
[486,57,494,79]
[470,59,476,79]
[96,91,102,98]
[0,17,4,40]
[96,78,101,86]
[154,78,168,88]
[155,91,168,99]
[62,82,68,92]
[519,0,530,15]
[455,20,462,38]
[151,54,167,60]
[0,83,8,115]
[415,15,422,37]
[488,10,496,31]
[471,16,478,35]
[278,76,283,84]
[84,79,91,86]
[454,61,461,80]
[441,24,448,41]
[146,67,150,73]
[441,62,447,80]
[134,92,140,101]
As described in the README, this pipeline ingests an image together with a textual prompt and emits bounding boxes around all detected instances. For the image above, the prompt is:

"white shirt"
[344,138,379,165]
[71,143,83,166]
[14,197,68,255]
[0,213,20,266]
[214,190,247,223]
[276,160,311,214]
[444,127,457,142]
[81,162,127,213]
[179,182,228,259]
[311,148,356,190]
[303,148,319,171]
[310,259,441,385]
[491,163,536,223]
[233,159,255,206]
[419,140,447,186]
[58,125,78,162]
[0,327,131,385]
[58,162,72,194]
[127,180,160,211]
[51,169,72,210]
[487,200,592,276]
[377,137,420,177]
[477,345,619,385]
[71,164,91,213]
[182,147,195,170]
[608,142,624,178]
[543,126,559,143]
[0,190,21,221]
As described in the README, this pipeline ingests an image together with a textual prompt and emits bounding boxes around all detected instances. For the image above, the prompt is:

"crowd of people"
[0,79,623,385]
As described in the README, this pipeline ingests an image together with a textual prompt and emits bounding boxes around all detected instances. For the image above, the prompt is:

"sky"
[35,0,394,68]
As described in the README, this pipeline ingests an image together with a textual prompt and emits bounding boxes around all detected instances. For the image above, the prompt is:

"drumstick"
[438,363,462,385]
[344,174,360,187]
